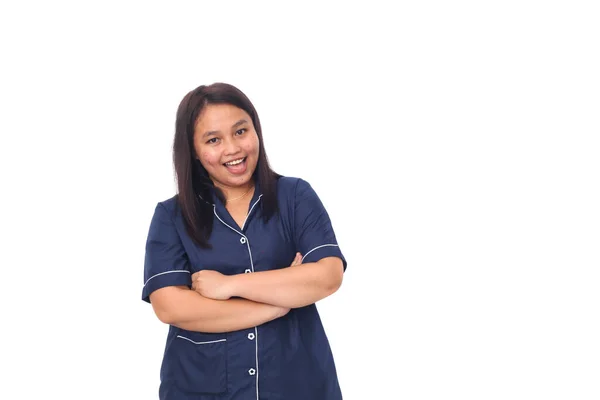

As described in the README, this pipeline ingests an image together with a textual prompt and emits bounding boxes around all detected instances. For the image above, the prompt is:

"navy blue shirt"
[142,176,347,400]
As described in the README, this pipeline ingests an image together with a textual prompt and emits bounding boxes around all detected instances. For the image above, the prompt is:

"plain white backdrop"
[1,1,599,399]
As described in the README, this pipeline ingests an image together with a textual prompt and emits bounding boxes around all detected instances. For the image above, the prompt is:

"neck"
[215,181,255,203]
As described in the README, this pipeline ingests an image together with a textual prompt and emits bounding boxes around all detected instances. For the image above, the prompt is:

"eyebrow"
[203,119,248,137]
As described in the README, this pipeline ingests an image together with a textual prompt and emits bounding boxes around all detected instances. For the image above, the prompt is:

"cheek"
[200,151,220,167]
[243,138,260,156]
[241,144,253,154]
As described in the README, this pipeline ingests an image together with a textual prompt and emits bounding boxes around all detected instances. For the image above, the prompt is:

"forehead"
[195,104,251,131]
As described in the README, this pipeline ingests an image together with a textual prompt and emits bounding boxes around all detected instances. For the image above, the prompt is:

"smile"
[224,157,246,166]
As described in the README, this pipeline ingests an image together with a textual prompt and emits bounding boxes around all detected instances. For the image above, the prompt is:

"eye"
[206,137,219,144]
[235,128,247,136]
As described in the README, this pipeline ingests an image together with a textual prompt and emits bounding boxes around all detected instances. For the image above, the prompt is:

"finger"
[291,253,302,266]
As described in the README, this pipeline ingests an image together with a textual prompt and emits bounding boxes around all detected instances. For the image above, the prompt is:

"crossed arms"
[149,254,344,333]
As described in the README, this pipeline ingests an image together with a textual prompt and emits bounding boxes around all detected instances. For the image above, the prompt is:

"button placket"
[241,236,251,273]
[213,202,263,386]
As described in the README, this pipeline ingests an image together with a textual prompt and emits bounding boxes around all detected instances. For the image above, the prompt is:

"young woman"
[142,82,347,400]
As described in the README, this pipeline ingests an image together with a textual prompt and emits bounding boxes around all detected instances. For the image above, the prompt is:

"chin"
[223,174,252,187]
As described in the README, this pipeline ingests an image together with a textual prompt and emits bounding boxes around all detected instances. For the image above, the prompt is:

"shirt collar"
[198,176,262,208]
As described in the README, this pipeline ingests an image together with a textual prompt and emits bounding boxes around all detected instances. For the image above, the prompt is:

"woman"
[142,82,347,400]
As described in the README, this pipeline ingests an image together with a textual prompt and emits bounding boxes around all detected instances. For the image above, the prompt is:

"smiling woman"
[142,83,347,400]
[193,104,260,228]
[195,106,258,195]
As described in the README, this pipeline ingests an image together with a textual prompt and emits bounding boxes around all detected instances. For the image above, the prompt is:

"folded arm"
[149,286,289,333]
[226,256,344,308]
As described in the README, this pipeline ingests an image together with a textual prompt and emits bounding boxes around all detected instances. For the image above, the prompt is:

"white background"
[1,1,599,399]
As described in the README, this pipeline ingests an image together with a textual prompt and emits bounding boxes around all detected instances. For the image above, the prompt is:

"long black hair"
[172,82,280,248]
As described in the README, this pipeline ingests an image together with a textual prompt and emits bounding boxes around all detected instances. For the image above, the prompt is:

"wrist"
[227,274,243,298]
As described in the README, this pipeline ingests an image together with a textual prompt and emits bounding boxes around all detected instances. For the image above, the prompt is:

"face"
[193,103,260,191]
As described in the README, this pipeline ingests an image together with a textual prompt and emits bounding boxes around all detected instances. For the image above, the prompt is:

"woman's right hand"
[289,252,302,267]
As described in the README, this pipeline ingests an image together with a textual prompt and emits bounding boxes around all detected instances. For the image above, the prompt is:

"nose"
[223,137,242,156]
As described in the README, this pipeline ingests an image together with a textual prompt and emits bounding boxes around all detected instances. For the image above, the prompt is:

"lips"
[223,157,246,166]
[223,157,248,175]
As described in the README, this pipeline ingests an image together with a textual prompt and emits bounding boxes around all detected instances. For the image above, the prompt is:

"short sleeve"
[294,179,347,271]
[141,203,192,303]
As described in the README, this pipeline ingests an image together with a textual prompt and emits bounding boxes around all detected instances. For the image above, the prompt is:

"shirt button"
[248,333,255,340]
[240,237,247,244]
[248,368,256,376]
[244,269,252,273]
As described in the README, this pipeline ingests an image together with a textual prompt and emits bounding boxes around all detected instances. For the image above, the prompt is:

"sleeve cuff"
[301,244,347,271]
[141,270,192,303]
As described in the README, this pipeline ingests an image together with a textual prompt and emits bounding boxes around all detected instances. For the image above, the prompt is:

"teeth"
[225,158,244,166]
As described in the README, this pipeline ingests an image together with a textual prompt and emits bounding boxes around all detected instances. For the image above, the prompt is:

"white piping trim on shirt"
[213,209,243,236]
[245,240,260,400]
[176,335,227,345]
[144,270,190,287]
[213,196,262,400]
[301,244,339,262]
[242,194,263,230]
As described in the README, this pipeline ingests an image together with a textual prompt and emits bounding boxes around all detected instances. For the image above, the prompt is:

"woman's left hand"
[191,270,233,300]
